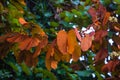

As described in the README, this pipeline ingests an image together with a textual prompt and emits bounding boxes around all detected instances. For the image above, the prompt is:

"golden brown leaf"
[62,54,71,62]
[57,30,67,54]
[45,58,51,71]
[72,44,81,62]
[81,35,92,51]
[68,29,77,54]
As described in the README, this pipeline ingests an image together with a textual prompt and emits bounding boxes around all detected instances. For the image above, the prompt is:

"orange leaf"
[102,12,110,26]
[72,44,81,62]
[19,17,28,25]
[74,27,82,42]
[68,29,77,54]
[26,37,40,50]
[19,37,32,50]
[57,30,67,54]
[51,60,58,69]
[81,35,92,51]
[7,33,21,43]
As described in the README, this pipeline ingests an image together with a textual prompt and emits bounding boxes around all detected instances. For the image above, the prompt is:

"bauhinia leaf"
[81,35,92,51]
[101,60,120,72]
[102,12,110,26]
[57,30,67,54]
[74,27,82,42]
[72,44,81,62]
[94,48,108,63]
[18,17,28,25]
[94,30,108,42]
[68,29,77,54]
[51,60,58,70]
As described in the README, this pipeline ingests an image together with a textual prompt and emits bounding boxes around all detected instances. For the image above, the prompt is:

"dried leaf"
[74,27,82,42]
[102,12,110,26]
[94,48,108,63]
[81,35,92,51]
[57,30,67,54]
[51,60,58,69]
[18,17,28,25]
[72,44,81,62]
[68,29,77,54]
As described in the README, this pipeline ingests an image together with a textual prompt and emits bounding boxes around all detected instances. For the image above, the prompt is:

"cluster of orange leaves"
[0,1,120,77]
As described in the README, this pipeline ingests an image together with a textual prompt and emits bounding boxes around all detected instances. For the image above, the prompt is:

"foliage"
[0,0,120,80]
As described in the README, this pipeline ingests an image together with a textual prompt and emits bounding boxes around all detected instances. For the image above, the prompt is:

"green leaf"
[75,70,94,77]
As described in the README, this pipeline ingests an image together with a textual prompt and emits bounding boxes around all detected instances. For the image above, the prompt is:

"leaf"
[113,36,120,49]
[102,12,110,26]
[57,30,67,54]
[72,44,81,62]
[88,7,97,22]
[94,48,108,63]
[45,58,52,71]
[19,37,32,50]
[62,54,71,62]
[81,35,92,51]
[101,60,120,72]
[74,27,82,42]
[94,30,108,42]
[68,29,77,54]
[18,17,28,25]
[25,52,38,67]
[51,60,58,69]
[0,33,11,43]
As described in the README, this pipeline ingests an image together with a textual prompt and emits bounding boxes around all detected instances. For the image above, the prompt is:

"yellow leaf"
[68,29,77,54]
[57,30,67,54]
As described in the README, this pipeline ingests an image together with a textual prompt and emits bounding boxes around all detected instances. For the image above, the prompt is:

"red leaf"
[88,7,97,22]
[57,30,67,54]
[101,60,120,72]
[74,27,82,42]
[94,30,108,42]
[94,48,108,63]
[81,35,92,51]
[102,12,110,26]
